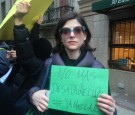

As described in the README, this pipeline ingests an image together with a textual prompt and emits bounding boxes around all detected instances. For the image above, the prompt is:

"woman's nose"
[69,31,75,37]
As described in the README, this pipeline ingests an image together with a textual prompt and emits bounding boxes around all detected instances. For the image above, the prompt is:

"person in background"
[7,49,17,61]
[0,2,52,115]
[30,16,52,60]
[0,41,15,114]
[0,49,16,83]
[0,41,11,77]
[13,1,117,115]
[30,15,43,40]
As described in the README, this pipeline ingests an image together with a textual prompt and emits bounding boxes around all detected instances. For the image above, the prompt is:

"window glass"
[110,19,135,71]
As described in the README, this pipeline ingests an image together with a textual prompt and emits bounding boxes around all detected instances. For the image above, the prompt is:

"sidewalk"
[111,91,135,115]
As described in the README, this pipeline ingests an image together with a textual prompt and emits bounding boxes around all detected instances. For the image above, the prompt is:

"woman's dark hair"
[53,11,95,53]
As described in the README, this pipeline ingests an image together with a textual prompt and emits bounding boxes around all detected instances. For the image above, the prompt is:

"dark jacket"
[6,24,44,93]
[3,23,52,115]
[0,83,15,114]
[0,42,10,77]
[2,24,43,115]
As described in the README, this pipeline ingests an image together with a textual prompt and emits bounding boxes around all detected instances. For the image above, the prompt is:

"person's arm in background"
[6,50,16,60]
[13,1,52,113]
[29,16,43,40]
[13,1,44,79]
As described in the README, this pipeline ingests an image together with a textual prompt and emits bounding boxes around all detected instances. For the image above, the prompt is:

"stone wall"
[85,14,109,67]
[78,0,109,67]
[78,0,135,96]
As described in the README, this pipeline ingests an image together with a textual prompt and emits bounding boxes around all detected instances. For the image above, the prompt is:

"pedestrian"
[0,2,52,115]
[13,1,117,115]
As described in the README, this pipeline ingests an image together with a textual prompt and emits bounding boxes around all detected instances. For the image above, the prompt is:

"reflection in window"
[109,19,135,71]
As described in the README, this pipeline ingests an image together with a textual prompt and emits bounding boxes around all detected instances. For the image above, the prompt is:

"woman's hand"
[31,90,49,112]
[14,1,31,25]
[7,50,16,60]
[97,94,116,115]
[37,16,43,25]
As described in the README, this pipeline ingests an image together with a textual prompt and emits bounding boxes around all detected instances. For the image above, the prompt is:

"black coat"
[0,24,52,115]
[10,23,52,96]
[0,83,15,114]
[3,24,44,115]
[0,42,10,77]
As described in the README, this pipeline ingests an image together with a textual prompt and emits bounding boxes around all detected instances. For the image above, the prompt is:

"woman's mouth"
[68,41,77,45]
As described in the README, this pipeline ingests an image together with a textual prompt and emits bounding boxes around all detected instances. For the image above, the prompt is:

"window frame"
[109,18,135,72]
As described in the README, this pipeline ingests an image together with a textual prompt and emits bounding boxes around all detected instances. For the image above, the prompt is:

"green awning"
[92,0,135,12]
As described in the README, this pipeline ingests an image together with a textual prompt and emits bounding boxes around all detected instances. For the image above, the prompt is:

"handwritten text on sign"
[49,65,109,115]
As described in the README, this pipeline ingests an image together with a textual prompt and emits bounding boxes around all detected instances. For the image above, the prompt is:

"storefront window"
[110,19,135,71]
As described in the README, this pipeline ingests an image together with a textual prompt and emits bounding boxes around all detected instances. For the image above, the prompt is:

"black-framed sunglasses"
[59,26,86,36]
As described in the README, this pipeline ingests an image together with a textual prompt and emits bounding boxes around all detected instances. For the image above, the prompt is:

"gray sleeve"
[26,86,40,104]
[92,60,105,68]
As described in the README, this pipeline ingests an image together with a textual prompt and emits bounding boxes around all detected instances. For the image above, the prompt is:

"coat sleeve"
[29,22,41,40]
[0,50,10,77]
[92,60,105,68]
[13,24,44,79]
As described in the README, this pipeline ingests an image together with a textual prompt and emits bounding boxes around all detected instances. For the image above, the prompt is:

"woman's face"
[60,19,86,52]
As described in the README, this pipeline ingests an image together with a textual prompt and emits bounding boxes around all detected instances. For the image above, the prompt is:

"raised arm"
[13,1,44,78]
[29,16,43,40]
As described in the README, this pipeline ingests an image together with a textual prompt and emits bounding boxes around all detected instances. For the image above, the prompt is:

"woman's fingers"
[99,106,114,115]
[37,105,45,112]
[15,1,31,16]
[22,1,31,13]
[32,90,49,112]
[98,94,115,106]
[37,101,48,112]
[97,94,116,115]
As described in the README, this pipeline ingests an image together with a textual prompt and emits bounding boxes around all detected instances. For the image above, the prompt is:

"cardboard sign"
[49,65,109,115]
[0,0,53,40]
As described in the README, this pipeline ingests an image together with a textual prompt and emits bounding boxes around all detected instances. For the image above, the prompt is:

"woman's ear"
[84,33,87,40]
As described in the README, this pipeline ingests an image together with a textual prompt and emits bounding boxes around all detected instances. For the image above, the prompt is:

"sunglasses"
[59,26,86,36]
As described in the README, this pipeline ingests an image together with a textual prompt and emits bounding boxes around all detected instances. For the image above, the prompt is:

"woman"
[29,11,117,115]
[13,1,116,115]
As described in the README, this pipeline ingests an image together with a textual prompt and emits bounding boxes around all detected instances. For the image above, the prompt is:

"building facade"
[78,0,135,96]
[41,0,135,96]
[41,0,79,46]
[0,0,15,23]
[1,0,135,96]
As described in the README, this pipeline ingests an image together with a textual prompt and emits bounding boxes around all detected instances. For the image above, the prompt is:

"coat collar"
[51,51,95,67]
